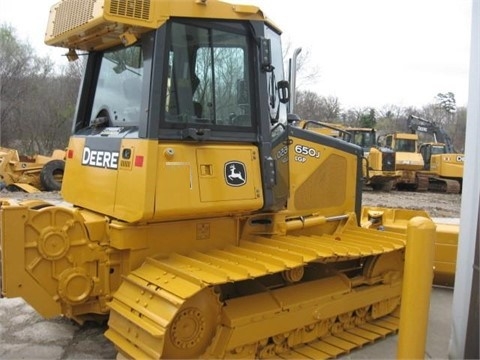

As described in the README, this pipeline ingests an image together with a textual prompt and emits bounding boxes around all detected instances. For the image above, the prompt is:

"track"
[416,173,461,193]
[105,224,405,359]
[427,177,461,194]
[279,313,399,359]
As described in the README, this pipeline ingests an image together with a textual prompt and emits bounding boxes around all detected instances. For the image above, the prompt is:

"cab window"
[90,45,143,127]
[163,22,252,128]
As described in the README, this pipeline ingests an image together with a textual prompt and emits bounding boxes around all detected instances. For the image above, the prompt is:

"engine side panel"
[286,126,363,219]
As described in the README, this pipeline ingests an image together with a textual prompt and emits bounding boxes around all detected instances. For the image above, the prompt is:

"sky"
[0,0,473,109]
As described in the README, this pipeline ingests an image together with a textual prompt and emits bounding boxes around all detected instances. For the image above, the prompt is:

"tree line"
[295,90,466,152]
[0,24,82,155]
[0,24,466,156]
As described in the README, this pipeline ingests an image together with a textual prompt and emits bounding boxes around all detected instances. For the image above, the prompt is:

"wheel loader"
[0,0,429,358]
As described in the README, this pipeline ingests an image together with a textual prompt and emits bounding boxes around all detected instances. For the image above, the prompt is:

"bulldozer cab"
[61,14,303,222]
[342,127,376,155]
[80,21,287,131]
[382,133,418,153]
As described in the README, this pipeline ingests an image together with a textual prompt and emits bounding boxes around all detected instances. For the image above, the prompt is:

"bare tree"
[1,24,53,149]
[375,105,411,135]
[295,90,341,122]
[282,42,320,90]
[322,96,342,121]
[340,107,367,127]
[0,24,81,155]
[19,70,80,154]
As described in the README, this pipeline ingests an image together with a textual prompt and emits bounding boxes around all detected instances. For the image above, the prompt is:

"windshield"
[395,139,416,152]
[90,45,144,127]
[353,131,375,149]
[431,145,446,154]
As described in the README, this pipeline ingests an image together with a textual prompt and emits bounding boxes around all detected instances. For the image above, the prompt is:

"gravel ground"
[361,189,462,218]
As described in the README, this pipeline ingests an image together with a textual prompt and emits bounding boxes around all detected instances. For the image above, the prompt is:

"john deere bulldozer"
[2,0,414,358]
[341,127,399,191]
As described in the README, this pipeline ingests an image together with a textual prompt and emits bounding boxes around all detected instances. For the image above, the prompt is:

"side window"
[91,45,143,127]
[196,46,249,126]
[386,136,392,148]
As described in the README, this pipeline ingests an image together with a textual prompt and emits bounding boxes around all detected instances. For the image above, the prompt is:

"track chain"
[105,224,406,359]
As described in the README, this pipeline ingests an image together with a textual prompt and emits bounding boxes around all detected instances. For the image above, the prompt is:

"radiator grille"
[382,152,396,171]
[51,0,96,37]
[295,154,347,210]
[110,0,151,20]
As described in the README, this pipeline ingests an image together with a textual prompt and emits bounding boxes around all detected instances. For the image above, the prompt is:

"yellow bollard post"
[397,216,436,359]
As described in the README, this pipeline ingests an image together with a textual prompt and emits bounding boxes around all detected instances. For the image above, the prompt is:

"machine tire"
[40,159,65,191]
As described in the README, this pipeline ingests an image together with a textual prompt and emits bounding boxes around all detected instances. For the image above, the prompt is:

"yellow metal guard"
[397,216,436,359]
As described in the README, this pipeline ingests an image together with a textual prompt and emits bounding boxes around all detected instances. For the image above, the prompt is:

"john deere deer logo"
[225,161,246,187]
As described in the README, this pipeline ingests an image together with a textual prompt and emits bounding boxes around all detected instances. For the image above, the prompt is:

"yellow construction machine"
[0,147,66,192]
[377,116,464,193]
[360,207,458,287]
[294,120,346,138]
[408,115,464,193]
[294,123,399,191]
[342,127,399,191]
[378,132,426,191]
[0,0,451,358]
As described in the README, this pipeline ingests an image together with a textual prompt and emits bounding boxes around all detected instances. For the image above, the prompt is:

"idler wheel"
[163,288,221,359]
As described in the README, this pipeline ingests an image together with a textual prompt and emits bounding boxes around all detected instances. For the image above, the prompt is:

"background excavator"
[407,115,464,193]
[0,0,455,359]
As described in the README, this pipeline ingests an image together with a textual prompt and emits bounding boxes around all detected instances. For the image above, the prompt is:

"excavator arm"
[407,115,456,153]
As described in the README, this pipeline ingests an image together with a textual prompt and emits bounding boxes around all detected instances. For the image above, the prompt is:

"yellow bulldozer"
[341,127,399,191]
[378,132,426,190]
[293,120,346,138]
[0,0,458,359]
[0,147,66,192]
[360,207,458,287]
